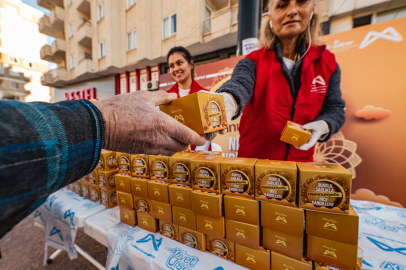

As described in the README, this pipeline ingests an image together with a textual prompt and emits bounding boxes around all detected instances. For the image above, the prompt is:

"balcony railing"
[40,45,53,62]
[51,38,66,61]
[50,5,65,32]
[51,68,68,83]
[39,15,63,38]
[77,0,91,14]
[41,72,53,86]
[77,21,93,47]
[204,5,238,38]
[76,57,93,78]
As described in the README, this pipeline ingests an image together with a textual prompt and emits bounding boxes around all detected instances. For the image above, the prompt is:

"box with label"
[116,152,131,175]
[159,92,227,134]
[74,181,82,196]
[120,208,137,227]
[133,196,151,214]
[79,175,88,183]
[117,191,134,210]
[130,177,149,197]
[307,235,359,270]
[235,244,270,270]
[280,121,312,147]
[226,219,260,250]
[224,195,259,225]
[169,184,192,210]
[255,160,298,206]
[131,154,149,178]
[261,202,304,237]
[159,220,179,241]
[262,227,304,261]
[200,151,222,156]
[137,212,158,233]
[115,174,132,194]
[148,180,170,203]
[306,204,359,245]
[191,190,222,219]
[97,150,117,171]
[179,226,206,252]
[87,169,98,186]
[196,214,225,239]
[206,235,235,262]
[169,151,202,186]
[221,158,257,198]
[191,155,224,194]
[172,206,196,230]
[68,183,75,191]
[101,189,117,208]
[271,251,312,270]
[297,163,352,214]
[98,170,119,191]
[313,247,363,270]
[89,185,100,202]
[81,182,90,199]
[148,155,170,182]
[150,200,172,223]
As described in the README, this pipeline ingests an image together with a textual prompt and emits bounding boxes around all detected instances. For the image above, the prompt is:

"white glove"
[297,120,329,151]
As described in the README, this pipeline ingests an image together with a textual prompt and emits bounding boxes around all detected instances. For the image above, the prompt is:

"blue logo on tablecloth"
[46,195,57,207]
[83,201,95,208]
[367,237,406,255]
[363,259,373,267]
[361,213,399,232]
[128,226,139,235]
[50,227,63,242]
[34,210,44,223]
[380,261,406,269]
[64,209,75,226]
[166,247,199,270]
[213,267,224,270]
[52,201,65,219]
[136,234,162,251]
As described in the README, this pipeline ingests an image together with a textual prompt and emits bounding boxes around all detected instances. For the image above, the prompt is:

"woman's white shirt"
[178,88,190,98]
[283,57,295,73]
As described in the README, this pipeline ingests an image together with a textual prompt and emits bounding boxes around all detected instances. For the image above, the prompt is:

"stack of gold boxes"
[96,150,119,207]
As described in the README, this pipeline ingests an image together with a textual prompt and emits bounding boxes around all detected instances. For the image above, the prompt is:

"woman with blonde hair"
[215,0,346,162]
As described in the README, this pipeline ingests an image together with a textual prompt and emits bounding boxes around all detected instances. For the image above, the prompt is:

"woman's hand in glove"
[92,90,206,156]
[296,120,330,151]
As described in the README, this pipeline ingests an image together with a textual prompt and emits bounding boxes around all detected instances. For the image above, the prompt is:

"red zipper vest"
[239,46,337,162]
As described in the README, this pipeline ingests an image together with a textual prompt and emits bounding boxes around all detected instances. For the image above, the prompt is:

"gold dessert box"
[97,150,117,171]
[280,121,312,147]
[98,170,118,191]
[206,235,235,262]
[191,155,224,194]
[226,219,260,250]
[87,169,98,186]
[131,154,149,178]
[179,226,206,252]
[220,158,257,198]
[80,182,90,199]
[137,212,158,233]
[262,227,304,261]
[129,177,149,197]
[149,155,170,182]
[169,184,192,210]
[271,251,312,270]
[115,174,132,194]
[159,220,179,241]
[133,196,151,214]
[172,206,197,230]
[150,200,172,223]
[148,180,170,203]
[101,189,117,208]
[191,190,223,219]
[89,185,100,202]
[235,244,270,270]
[224,195,259,225]
[169,151,203,186]
[120,208,137,227]
[117,191,134,210]
[196,214,225,239]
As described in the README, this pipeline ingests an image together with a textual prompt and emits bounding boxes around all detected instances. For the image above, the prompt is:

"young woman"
[166,46,211,151]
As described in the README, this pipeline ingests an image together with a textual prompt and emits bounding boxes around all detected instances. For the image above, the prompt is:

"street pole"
[237,0,262,56]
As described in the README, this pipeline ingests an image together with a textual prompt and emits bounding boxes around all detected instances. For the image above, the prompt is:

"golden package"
[200,151,222,156]
[133,196,151,214]
[261,201,304,237]
[307,235,359,270]
[235,244,270,270]
[120,208,137,227]
[80,175,87,183]
[220,158,257,198]
[129,177,149,197]
[81,182,90,199]
[224,195,259,225]
[262,227,304,261]
[68,183,74,191]
[196,214,225,239]
[191,190,222,219]
[74,181,82,196]
[116,152,131,175]
[98,170,118,191]
[306,204,359,245]
[313,246,363,270]
[271,251,312,270]
[159,220,179,241]
[137,212,158,233]
[280,121,312,147]
[147,180,170,203]
[97,150,117,171]
[89,185,100,202]
[179,226,206,252]
[101,189,117,208]
[206,235,235,262]
[117,191,134,209]
[87,169,98,186]
[149,155,170,182]
[169,184,192,210]
[131,154,149,178]
[255,160,298,206]
[159,92,227,134]
[226,219,260,250]
[297,163,352,214]
[150,200,172,223]
[115,174,132,194]
[169,151,202,186]
[172,206,196,230]
[191,155,224,194]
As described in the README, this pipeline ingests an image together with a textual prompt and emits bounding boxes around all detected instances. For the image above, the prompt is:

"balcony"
[51,68,68,84]
[203,5,238,42]
[41,72,53,86]
[51,38,66,61]
[76,56,93,79]
[38,0,64,10]
[40,45,53,62]
[50,5,65,33]
[77,0,91,14]
[77,21,92,47]
[39,15,63,38]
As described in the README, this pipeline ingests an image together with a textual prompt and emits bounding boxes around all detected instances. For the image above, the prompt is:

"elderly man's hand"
[92,91,206,156]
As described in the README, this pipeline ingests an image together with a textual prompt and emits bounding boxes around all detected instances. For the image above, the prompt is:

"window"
[24,60,34,69]
[97,2,105,21]
[204,6,212,33]
[10,82,19,89]
[8,55,20,65]
[99,41,106,59]
[126,0,136,10]
[127,30,137,51]
[162,14,176,39]
[321,21,330,35]
[353,15,372,28]
[377,6,406,23]
[70,55,75,69]
[69,23,74,38]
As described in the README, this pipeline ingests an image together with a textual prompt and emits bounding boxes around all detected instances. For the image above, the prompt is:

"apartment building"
[0,0,50,102]
[0,64,31,100]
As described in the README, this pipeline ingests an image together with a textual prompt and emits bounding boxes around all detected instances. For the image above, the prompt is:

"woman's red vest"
[239,46,337,162]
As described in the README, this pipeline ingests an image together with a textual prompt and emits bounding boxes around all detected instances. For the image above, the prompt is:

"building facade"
[0,64,31,100]
[0,0,51,102]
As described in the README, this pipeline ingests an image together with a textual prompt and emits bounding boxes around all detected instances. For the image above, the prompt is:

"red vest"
[166,79,212,151]
[239,46,337,162]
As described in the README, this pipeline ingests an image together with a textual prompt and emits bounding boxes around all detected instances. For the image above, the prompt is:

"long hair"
[258,1,323,50]
[166,46,196,79]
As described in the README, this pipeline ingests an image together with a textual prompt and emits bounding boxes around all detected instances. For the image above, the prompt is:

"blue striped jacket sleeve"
[0,99,104,238]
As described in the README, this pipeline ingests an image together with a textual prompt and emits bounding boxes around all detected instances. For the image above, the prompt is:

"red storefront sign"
[64,87,96,100]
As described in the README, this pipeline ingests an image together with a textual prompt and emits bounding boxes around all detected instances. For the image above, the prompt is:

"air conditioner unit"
[146,80,159,91]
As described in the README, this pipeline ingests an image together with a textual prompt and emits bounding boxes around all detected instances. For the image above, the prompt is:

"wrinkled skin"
[92,90,206,156]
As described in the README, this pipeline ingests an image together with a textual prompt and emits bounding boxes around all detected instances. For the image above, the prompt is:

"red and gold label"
[194,167,215,189]
[184,233,198,248]
[118,156,130,172]
[212,239,229,257]
[172,162,190,183]
[259,173,291,200]
[133,157,147,175]
[152,161,168,179]
[224,170,250,193]
[305,180,345,209]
